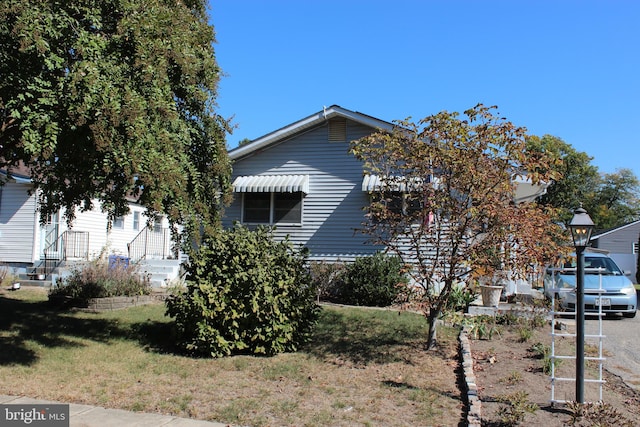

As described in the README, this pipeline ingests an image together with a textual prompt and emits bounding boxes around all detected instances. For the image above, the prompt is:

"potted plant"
[478,273,505,307]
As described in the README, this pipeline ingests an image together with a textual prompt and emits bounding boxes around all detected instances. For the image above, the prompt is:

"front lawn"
[0,288,463,426]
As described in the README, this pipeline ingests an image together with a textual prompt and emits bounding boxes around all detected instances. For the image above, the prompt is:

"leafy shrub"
[529,313,547,328]
[517,326,533,342]
[529,342,561,374]
[495,312,520,326]
[48,260,150,302]
[443,285,476,313]
[496,391,538,425]
[333,252,408,307]
[566,401,634,427]
[165,225,320,357]
[499,371,523,385]
[464,315,501,340]
[310,260,346,302]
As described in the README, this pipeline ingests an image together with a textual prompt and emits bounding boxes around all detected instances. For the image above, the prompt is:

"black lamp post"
[568,206,594,403]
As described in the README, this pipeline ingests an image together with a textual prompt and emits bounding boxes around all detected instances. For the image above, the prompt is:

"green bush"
[310,260,346,302]
[165,225,320,357]
[443,285,476,313]
[48,260,151,302]
[335,252,408,307]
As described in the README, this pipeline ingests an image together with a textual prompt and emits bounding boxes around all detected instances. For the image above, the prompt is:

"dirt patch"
[471,323,640,426]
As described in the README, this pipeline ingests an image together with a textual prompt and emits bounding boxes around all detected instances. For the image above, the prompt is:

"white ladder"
[547,268,606,404]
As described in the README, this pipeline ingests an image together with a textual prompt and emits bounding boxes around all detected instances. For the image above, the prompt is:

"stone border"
[460,326,481,426]
[48,290,170,312]
[76,295,158,312]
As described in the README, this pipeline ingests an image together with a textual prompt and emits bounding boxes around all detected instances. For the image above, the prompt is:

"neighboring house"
[0,166,177,285]
[224,105,547,264]
[590,220,640,281]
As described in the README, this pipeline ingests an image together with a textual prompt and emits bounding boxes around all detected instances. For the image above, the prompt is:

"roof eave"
[229,105,394,160]
[0,169,32,184]
[590,219,640,240]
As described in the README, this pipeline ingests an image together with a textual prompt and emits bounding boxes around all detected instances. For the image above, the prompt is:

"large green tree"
[526,135,639,229]
[351,105,566,350]
[586,168,640,230]
[525,134,599,224]
[0,0,231,245]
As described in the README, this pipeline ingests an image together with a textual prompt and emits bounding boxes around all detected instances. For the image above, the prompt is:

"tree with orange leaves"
[350,104,567,350]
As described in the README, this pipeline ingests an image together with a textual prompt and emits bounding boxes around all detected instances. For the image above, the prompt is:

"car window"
[584,256,623,275]
[549,256,623,276]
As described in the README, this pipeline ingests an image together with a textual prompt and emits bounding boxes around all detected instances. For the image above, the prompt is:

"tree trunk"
[425,308,439,350]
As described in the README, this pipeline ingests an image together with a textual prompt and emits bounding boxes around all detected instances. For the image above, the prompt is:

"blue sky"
[210,1,639,178]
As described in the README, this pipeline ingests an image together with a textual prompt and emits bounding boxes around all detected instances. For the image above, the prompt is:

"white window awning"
[362,175,432,192]
[233,175,309,194]
[363,174,546,203]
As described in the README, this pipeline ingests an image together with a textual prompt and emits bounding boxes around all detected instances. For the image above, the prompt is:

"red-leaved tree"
[350,104,567,350]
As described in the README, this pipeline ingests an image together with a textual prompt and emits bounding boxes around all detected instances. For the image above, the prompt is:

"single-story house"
[0,165,178,284]
[223,105,547,263]
[590,220,640,281]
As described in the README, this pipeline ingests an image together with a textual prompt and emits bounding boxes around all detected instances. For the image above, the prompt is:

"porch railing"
[127,227,175,262]
[42,230,90,279]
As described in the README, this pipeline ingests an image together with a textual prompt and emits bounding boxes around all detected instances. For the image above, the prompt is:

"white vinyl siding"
[0,178,172,265]
[0,182,37,263]
[71,204,150,259]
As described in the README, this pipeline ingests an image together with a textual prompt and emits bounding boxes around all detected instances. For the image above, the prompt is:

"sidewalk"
[1,395,230,427]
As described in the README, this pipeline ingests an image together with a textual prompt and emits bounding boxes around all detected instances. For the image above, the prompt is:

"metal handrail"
[127,227,174,262]
[42,230,89,279]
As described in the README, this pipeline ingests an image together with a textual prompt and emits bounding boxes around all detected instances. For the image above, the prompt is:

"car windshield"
[559,256,623,275]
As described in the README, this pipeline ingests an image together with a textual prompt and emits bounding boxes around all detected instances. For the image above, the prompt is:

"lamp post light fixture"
[568,206,595,403]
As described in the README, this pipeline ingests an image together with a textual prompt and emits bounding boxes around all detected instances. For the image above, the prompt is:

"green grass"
[0,288,462,426]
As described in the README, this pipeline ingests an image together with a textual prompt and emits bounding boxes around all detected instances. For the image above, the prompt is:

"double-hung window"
[243,192,303,225]
[376,191,424,217]
[233,175,309,226]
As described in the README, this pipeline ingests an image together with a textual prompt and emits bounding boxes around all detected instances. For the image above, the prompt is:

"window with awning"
[362,175,433,220]
[232,175,308,225]
[361,174,431,192]
[232,175,309,194]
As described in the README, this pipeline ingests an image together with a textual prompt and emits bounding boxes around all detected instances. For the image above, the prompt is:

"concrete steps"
[10,259,183,290]
[135,258,183,288]
[11,278,51,288]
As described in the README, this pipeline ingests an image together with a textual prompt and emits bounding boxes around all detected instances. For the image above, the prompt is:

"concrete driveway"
[585,313,640,391]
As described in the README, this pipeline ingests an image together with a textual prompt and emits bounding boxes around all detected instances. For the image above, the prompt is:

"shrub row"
[311,252,409,307]
[49,260,151,302]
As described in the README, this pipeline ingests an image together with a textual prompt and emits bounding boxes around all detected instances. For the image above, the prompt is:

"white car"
[544,252,637,318]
